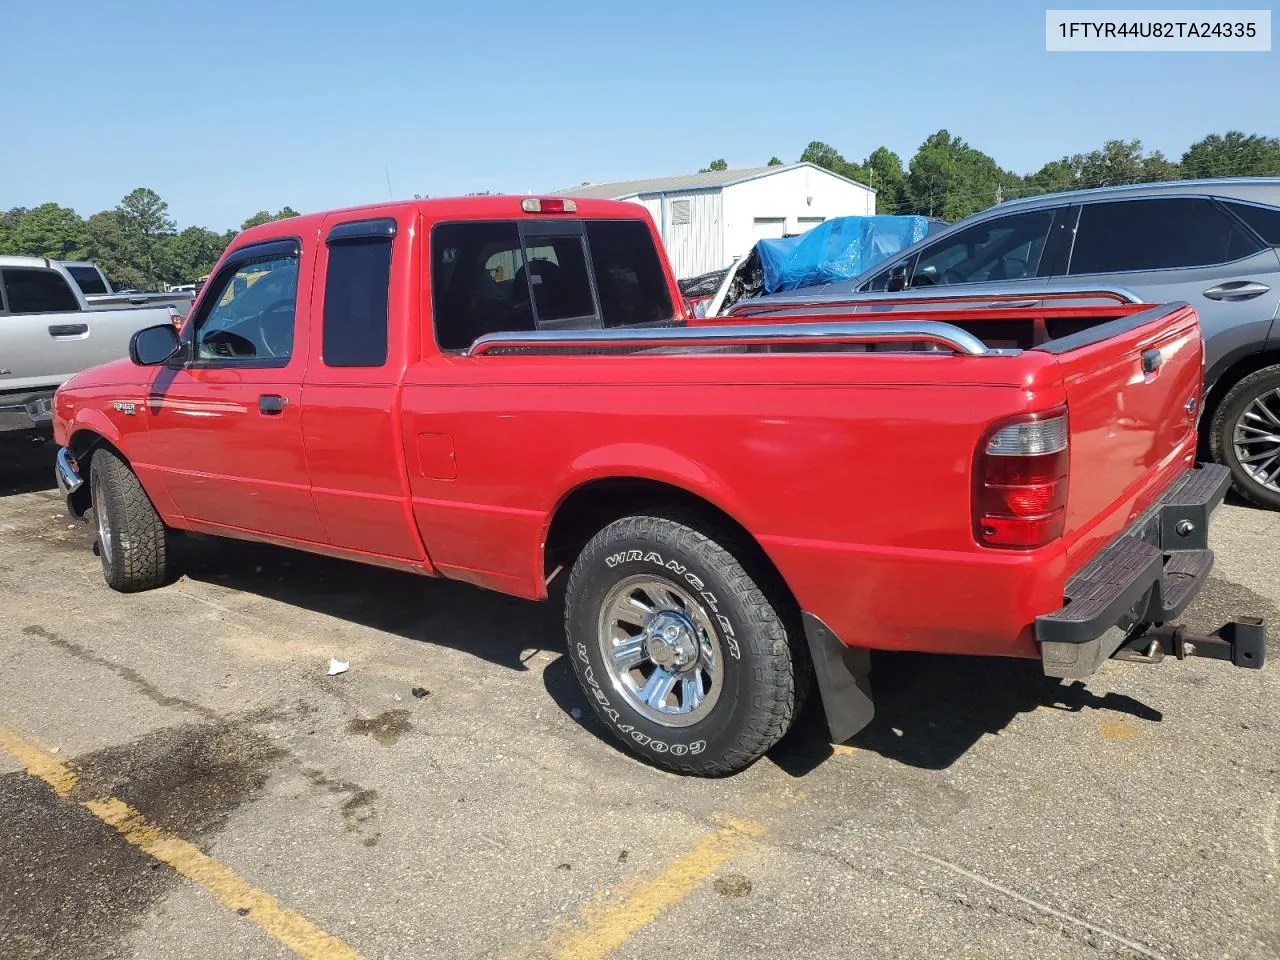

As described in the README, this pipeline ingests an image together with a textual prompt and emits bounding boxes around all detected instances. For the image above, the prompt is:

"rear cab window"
[0,267,81,314]
[1068,198,1264,274]
[431,217,674,351]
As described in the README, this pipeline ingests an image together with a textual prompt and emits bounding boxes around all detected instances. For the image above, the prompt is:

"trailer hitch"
[1113,617,1266,669]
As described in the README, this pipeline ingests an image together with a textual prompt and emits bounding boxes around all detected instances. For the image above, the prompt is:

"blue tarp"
[755,215,931,294]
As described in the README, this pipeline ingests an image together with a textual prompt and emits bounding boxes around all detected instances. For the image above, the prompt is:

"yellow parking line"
[548,816,766,960]
[0,726,366,960]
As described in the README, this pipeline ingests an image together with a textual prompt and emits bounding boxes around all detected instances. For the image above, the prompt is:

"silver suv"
[767,179,1280,508]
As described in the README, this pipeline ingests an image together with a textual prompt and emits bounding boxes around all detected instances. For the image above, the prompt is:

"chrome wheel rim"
[93,470,113,565]
[597,575,723,727]
[1233,388,1280,494]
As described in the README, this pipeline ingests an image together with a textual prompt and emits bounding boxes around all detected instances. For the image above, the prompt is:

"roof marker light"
[521,197,575,214]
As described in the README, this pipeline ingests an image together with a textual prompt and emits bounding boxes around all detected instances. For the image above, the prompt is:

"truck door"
[299,211,427,563]
[145,237,326,543]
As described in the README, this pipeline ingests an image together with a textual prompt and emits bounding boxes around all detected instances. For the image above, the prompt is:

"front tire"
[564,514,806,776]
[1211,365,1280,510]
[89,447,173,592]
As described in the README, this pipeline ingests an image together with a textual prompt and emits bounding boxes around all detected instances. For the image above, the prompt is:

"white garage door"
[751,217,787,239]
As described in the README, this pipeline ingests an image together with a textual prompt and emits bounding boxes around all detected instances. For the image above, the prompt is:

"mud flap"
[801,612,875,744]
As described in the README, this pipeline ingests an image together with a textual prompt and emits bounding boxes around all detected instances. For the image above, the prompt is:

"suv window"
[586,220,674,327]
[911,209,1055,287]
[193,247,299,363]
[323,235,392,367]
[1222,201,1280,246]
[1069,198,1263,275]
[1,267,80,313]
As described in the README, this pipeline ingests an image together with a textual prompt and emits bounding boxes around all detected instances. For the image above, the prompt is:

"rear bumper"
[0,390,55,434]
[1035,462,1265,677]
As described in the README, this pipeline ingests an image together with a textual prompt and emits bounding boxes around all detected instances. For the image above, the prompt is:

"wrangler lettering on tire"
[564,514,806,776]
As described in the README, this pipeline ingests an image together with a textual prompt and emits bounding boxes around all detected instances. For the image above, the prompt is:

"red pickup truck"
[52,196,1265,775]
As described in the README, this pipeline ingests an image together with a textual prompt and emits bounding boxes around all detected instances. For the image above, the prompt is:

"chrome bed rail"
[464,320,990,358]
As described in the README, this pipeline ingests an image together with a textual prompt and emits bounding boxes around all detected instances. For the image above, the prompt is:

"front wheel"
[564,514,806,776]
[1211,365,1280,510]
[89,447,174,592]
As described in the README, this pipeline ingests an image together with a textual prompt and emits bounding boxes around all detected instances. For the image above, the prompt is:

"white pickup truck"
[59,260,196,314]
[0,256,181,437]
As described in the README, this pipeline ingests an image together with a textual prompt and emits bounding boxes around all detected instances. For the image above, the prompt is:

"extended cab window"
[911,209,1054,287]
[323,221,393,367]
[1069,198,1264,274]
[586,220,674,327]
[192,245,299,363]
[433,221,534,351]
[1,267,80,313]
[65,265,108,295]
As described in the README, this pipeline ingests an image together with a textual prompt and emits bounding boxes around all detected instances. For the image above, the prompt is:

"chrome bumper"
[56,447,84,498]
[0,392,55,433]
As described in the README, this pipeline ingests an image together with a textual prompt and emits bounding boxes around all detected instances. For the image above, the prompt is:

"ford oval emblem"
[1185,396,1198,416]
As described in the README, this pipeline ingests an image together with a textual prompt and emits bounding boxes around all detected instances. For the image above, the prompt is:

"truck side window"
[323,231,392,367]
[586,220,674,327]
[432,221,534,351]
[1069,198,1264,274]
[911,210,1054,287]
[0,268,80,314]
[192,247,299,364]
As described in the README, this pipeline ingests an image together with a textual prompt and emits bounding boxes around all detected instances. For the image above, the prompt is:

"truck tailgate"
[1047,303,1203,566]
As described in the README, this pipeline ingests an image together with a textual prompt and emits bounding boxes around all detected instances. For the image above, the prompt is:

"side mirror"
[129,323,181,366]
[886,263,909,293]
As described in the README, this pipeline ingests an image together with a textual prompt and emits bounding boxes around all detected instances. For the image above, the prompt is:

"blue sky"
[2,1,1275,231]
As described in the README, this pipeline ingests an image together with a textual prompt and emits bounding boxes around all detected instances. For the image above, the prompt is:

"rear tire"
[1210,365,1280,510]
[89,448,173,592]
[564,514,806,776]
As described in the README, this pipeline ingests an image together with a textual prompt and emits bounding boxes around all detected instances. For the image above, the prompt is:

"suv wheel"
[1211,364,1280,510]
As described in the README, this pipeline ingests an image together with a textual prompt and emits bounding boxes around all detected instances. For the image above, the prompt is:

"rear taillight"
[974,410,1069,549]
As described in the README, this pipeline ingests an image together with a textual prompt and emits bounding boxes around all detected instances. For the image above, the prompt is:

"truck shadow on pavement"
[0,439,57,496]
[177,535,1166,776]
[176,536,565,672]
[542,650,1164,777]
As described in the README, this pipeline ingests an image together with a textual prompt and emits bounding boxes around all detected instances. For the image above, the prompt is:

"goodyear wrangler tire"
[89,447,173,593]
[564,514,805,776]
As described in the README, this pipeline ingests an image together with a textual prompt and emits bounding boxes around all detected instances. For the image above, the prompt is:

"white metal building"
[557,162,876,278]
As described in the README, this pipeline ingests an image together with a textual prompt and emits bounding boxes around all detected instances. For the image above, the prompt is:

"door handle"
[48,323,88,337]
[258,394,286,415]
[1203,280,1271,302]
[1142,349,1163,376]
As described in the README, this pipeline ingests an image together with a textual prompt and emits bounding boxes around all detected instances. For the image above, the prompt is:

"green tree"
[240,207,300,231]
[799,140,870,186]
[8,202,87,259]
[1180,131,1280,178]
[0,207,30,253]
[1140,150,1180,183]
[85,210,149,290]
[865,147,906,213]
[1022,157,1079,195]
[165,226,229,283]
[905,130,1015,220]
[1072,139,1145,187]
[116,188,176,287]
[697,159,728,173]
[767,156,783,166]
